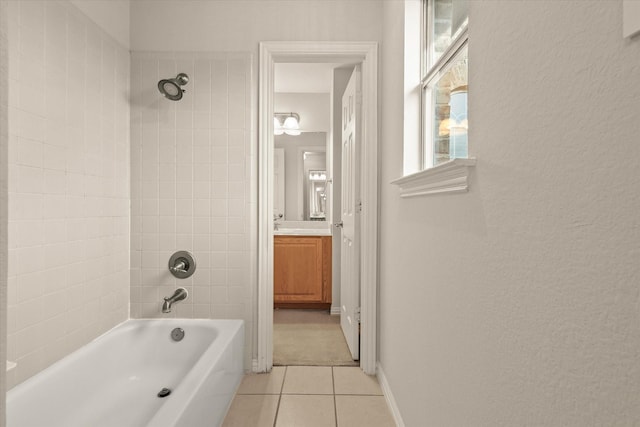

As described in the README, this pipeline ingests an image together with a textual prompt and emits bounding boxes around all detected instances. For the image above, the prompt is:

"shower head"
[158,73,189,101]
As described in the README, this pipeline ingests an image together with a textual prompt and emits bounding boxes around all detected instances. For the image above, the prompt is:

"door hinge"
[357,200,362,213]
[355,307,361,323]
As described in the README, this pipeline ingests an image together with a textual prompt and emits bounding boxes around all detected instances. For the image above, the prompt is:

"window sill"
[390,158,476,198]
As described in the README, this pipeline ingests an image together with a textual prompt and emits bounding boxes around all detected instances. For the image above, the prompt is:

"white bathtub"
[7,319,244,427]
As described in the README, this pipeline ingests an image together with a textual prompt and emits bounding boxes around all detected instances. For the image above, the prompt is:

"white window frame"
[392,0,475,197]
[421,33,468,168]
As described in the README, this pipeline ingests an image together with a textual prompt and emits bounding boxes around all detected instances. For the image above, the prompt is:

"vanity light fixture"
[274,117,284,135]
[274,112,301,136]
[309,170,327,181]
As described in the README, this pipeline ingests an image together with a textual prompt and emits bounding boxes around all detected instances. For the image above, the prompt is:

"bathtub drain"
[171,327,185,342]
[157,388,172,398]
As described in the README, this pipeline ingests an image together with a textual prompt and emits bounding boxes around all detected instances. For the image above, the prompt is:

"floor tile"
[333,367,383,395]
[237,366,286,394]
[282,366,334,395]
[276,394,336,427]
[335,395,395,427]
[222,394,280,427]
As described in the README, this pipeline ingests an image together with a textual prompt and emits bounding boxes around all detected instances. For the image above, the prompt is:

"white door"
[274,148,285,220]
[340,66,361,360]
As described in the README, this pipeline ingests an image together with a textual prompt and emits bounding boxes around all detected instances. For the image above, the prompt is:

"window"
[422,0,468,168]
[390,0,474,197]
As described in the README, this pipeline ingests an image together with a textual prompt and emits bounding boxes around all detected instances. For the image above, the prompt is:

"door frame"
[257,41,378,374]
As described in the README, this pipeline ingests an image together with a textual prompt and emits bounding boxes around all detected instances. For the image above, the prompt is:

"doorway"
[271,62,356,365]
[257,42,379,374]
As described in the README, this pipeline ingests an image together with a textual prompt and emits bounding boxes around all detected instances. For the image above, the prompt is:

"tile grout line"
[272,393,282,427]
[280,366,287,394]
[332,366,338,427]
[272,366,287,427]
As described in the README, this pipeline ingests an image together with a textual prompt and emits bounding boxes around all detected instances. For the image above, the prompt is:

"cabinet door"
[274,236,324,303]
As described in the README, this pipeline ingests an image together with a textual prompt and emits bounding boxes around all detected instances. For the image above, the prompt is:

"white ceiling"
[275,63,343,94]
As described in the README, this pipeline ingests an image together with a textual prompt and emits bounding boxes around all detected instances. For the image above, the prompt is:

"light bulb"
[274,117,284,135]
[283,115,299,130]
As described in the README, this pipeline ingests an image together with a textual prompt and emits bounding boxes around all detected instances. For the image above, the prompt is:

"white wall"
[379,1,640,425]
[6,0,130,388]
[131,0,383,52]
[69,0,130,49]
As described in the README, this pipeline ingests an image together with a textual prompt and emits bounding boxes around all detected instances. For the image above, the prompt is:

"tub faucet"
[162,288,188,313]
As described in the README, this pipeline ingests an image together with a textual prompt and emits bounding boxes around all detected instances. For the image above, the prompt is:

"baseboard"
[252,358,259,373]
[376,362,406,427]
[330,306,341,315]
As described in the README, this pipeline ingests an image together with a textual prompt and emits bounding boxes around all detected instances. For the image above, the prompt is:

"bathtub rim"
[7,318,242,393]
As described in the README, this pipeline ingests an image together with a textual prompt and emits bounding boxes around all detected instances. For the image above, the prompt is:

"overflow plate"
[157,388,171,398]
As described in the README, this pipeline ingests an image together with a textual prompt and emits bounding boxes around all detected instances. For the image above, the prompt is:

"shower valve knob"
[168,251,196,279]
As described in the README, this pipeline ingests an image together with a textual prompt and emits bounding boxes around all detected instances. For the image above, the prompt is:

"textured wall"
[6,0,130,388]
[379,0,640,425]
[129,52,254,369]
[68,0,130,49]
[130,0,383,52]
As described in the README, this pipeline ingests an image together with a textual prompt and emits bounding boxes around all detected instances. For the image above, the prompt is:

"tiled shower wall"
[6,1,130,388]
[130,52,254,368]
[1,0,9,416]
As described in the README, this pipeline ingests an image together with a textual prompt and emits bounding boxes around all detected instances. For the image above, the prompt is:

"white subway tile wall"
[130,52,254,369]
[6,1,130,388]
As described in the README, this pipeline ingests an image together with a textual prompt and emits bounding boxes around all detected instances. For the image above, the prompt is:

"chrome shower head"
[158,73,189,101]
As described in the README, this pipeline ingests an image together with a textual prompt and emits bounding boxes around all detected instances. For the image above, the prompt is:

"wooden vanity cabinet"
[274,235,332,308]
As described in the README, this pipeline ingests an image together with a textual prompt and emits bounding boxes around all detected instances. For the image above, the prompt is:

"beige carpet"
[273,309,358,366]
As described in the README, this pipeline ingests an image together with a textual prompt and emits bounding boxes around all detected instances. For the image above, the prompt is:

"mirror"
[308,170,327,220]
[302,152,327,221]
[274,133,328,221]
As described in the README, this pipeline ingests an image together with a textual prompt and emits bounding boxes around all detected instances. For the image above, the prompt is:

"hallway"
[273,309,357,366]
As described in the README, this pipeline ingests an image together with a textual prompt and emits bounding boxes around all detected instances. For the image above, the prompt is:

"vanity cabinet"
[274,236,332,308]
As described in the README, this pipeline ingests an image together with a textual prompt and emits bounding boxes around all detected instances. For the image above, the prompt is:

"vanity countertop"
[274,228,332,236]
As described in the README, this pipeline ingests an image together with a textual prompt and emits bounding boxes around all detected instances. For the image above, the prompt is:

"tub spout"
[162,288,188,313]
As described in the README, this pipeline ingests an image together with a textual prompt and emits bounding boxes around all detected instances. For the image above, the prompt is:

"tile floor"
[222,366,396,427]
